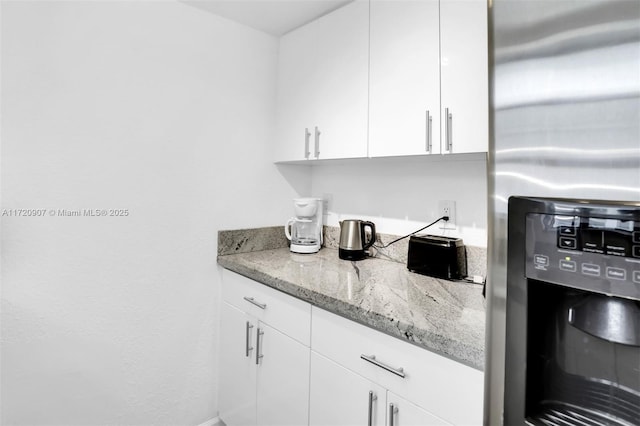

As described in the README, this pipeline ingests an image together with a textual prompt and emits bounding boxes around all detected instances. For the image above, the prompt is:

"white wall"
[310,155,488,247]
[0,1,306,425]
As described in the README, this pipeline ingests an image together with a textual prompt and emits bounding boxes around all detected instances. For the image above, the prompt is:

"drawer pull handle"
[256,328,264,365]
[368,391,377,426]
[425,110,432,153]
[360,354,405,378]
[445,107,453,152]
[314,126,321,158]
[243,296,267,310]
[389,403,399,426]
[304,127,311,159]
[245,321,254,357]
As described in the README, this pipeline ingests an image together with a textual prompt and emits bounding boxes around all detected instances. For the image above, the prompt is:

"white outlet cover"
[438,200,456,229]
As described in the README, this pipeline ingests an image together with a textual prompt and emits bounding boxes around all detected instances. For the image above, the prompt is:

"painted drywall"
[310,155,488,247]
[0,1,306,425]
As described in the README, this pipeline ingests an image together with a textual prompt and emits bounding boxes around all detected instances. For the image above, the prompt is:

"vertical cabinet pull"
[445,108,453,152]
[389,403,399,426]
[255,328,264,365]
[304,128,311,159]
[314,126,321,158]
[245,321,254,357]
[367,391,377,426]
[425,110,432,153]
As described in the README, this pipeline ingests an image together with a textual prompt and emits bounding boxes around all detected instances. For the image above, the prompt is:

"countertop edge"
[217,255,484,371]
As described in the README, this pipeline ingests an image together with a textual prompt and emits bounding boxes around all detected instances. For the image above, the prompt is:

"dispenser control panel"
[526,213,640,300]
[555,215,640,258]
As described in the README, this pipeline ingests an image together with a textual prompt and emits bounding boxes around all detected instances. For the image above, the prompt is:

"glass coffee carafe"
[284,198,323,254]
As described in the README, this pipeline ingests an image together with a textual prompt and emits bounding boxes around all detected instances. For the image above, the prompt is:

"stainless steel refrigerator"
[485,1,640,424]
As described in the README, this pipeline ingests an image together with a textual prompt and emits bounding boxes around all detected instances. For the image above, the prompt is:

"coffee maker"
[285,198,323,254]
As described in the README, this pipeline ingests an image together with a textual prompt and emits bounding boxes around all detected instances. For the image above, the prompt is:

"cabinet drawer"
[222,269,311,346]
[311,307,483,425]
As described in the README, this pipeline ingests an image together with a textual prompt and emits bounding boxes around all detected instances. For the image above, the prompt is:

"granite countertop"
[217,245,486,370]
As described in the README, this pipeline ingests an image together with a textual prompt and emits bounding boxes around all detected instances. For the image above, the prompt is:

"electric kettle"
[338,219,376,260]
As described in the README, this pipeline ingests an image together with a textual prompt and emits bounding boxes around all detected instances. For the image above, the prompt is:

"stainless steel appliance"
[486,1,640,424]
[338,219,376,260]
[285,198,323,254]
[505,196,640,425]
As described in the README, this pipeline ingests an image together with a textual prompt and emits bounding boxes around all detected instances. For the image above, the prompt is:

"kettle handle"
[360,221,376,250]
[284,218,295,241]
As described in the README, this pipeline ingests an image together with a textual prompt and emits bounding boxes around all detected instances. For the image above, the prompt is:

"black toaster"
[407,235,467,280]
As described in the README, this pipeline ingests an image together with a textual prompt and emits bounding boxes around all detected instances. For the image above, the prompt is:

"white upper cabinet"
[440,0,488,154]
[314,0,369,160]
[275,21,319,162]
[275,0,369,162]
[370,0,488,157]
[369,0,442,157]
[275,0,487,162]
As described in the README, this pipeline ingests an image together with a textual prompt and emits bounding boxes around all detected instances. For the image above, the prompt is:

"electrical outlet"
[439,200,456,229]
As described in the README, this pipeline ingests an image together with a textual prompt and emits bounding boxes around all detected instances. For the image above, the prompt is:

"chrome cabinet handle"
[304,128,311,159]
[368,391,377,426]
[245,321,254,357]
[360,354,405,378]
[255,328,264,365]
[314,126,320,158]
[243,296,266,310]
[425,110,433,153]
[389,403,398,426]
[445,107,453,152]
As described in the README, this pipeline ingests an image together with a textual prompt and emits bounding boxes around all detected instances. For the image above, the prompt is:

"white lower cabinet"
[310,352,449,426]
[219,270,311,426]
[219,302,256,426]
[219,270,483,426]
[309,352,386,426]
[255,322,310,426]
[310,307,483,426]
[386,392,450,426]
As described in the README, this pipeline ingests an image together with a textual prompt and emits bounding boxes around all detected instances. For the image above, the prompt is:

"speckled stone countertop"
[217,243,486,370]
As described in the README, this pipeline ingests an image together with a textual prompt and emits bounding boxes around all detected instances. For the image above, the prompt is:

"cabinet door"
[369,0,441,157]
[312,307,484,425]
[309,352,386,426]
[386,392,451,426]
[256,322,310,426]
[219,302,257,426]
[275,20,319,162]
[222,269,312,346]
[313,0,369,160]
[440,0,488,154]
